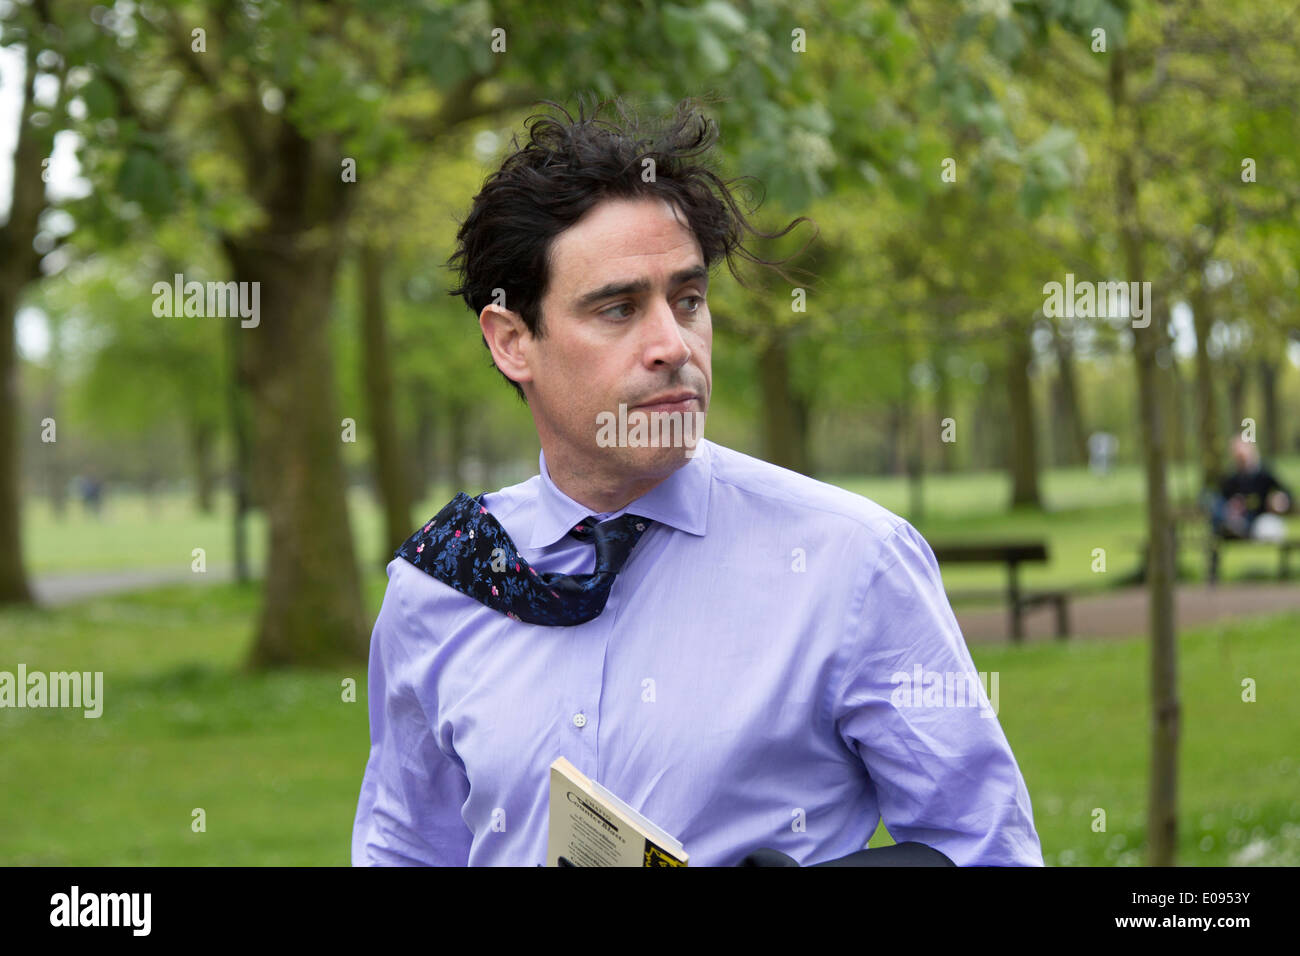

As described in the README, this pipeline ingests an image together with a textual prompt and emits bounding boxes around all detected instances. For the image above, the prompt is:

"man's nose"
[642,297,691,369]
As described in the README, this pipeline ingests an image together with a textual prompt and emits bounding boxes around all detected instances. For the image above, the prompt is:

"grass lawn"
[25,456,1300,601]
[2,578,1297,865]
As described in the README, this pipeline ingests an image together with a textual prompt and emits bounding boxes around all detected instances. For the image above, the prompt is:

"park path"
[955,582,1300,643]
[32,567,234,606]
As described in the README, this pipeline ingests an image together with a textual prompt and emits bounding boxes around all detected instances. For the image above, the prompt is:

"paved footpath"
[955,582,1300,643]
[32,567,234,606]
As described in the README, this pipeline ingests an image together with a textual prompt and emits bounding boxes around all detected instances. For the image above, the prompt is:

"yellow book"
[546,757,689,867]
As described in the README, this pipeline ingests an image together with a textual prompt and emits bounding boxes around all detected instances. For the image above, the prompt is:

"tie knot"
[569,514,652,573]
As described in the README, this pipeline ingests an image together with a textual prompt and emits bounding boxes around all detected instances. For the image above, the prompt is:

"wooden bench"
[930,542,1069,643]
[1207,535,1300,584]
[1135,506,1300,584]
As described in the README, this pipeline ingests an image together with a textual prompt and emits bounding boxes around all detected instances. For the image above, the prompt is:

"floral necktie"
[396,492,653,626]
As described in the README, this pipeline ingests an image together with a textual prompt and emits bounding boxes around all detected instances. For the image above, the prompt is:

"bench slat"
[932,543,1048,563]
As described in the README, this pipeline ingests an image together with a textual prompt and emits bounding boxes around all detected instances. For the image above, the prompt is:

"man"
[1209,437,1291,540]
[351,97,1043,867]
[1204,437,1292,583]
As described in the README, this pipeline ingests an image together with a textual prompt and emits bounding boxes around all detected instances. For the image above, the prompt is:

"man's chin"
[594,435,706,471]
[591,406,708,462]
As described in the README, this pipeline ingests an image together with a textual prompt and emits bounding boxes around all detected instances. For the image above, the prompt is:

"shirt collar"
[528,439,713,549]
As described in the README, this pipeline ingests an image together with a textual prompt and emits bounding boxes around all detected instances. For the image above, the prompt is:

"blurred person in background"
[1206,437,1291,542]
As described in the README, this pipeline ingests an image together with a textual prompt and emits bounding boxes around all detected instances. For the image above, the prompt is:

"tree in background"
[0,0,107,604]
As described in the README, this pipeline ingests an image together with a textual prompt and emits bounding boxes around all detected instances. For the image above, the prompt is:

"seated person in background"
[1207,438,1291,540]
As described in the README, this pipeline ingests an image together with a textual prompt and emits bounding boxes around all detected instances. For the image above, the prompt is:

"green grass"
[0,582,384,865]
[965,612,1300,865]
[26,459,1299,597]
[2,578,1297,865]
[22,486,453,576]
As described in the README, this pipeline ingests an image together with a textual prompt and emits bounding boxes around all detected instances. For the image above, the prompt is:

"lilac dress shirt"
[351,438,1043,866]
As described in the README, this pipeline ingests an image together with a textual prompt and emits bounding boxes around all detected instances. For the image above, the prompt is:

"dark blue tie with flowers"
[396,492,652,626]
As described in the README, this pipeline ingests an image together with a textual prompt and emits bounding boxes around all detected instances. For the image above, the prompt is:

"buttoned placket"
[555,523,641,784]
[561,592,618,782]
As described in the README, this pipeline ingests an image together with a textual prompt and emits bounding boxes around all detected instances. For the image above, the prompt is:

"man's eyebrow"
[573,265,709,311]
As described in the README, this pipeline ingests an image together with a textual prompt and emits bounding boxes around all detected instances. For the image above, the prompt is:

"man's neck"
[542,448,682,514]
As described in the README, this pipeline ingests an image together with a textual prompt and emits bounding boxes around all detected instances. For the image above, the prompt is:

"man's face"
[496,196,713,489]
[1232,439,1256,471]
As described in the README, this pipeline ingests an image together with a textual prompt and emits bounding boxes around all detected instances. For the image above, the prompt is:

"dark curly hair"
[447,94,816,402]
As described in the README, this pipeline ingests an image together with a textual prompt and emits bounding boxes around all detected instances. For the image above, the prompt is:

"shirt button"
[572,713,587,728]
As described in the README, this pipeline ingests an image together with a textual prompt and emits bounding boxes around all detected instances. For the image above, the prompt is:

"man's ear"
[480,304,534,387]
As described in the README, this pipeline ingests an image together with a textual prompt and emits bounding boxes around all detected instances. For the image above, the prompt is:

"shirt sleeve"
[351,561,473,866]
[830,521,1044,866]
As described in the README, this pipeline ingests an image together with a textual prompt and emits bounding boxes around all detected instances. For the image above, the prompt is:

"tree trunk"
[222,122,366,667]
[448,399,468,493]
[1111,48,1178,868]
[1257,356,1279,460]
[1226,359,1247,440]
[225,319,252,584]
[359,244,414,564]
[0,280,32,606]
[1049,320,1089,466]
[906,416,924,521]
[190,420,216,514]
[1191,273,1220,492]
[1005,327,1042,508]
[934,348,955,474]
[227,231,366,667]
[902,350,924,523]
[970,383,998,472]
[883,401,903,474]
[1166,351,1188,473]
[0,39,47,606]
[410,381,438,505]
[757,333,811,475]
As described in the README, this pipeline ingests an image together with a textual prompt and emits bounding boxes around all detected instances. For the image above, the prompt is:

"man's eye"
[601,303,635,319]
[679,295,704,313]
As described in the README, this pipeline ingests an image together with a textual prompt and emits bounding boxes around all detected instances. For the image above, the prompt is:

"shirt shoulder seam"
[709,466,908,537]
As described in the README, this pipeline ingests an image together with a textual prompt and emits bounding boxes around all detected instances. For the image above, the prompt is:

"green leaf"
[80,76,117,119]
[116,149,173,219]
[696,27,732,74]
[661,4,698,45]
[699,0,748,35]
[991,16,1024,61]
